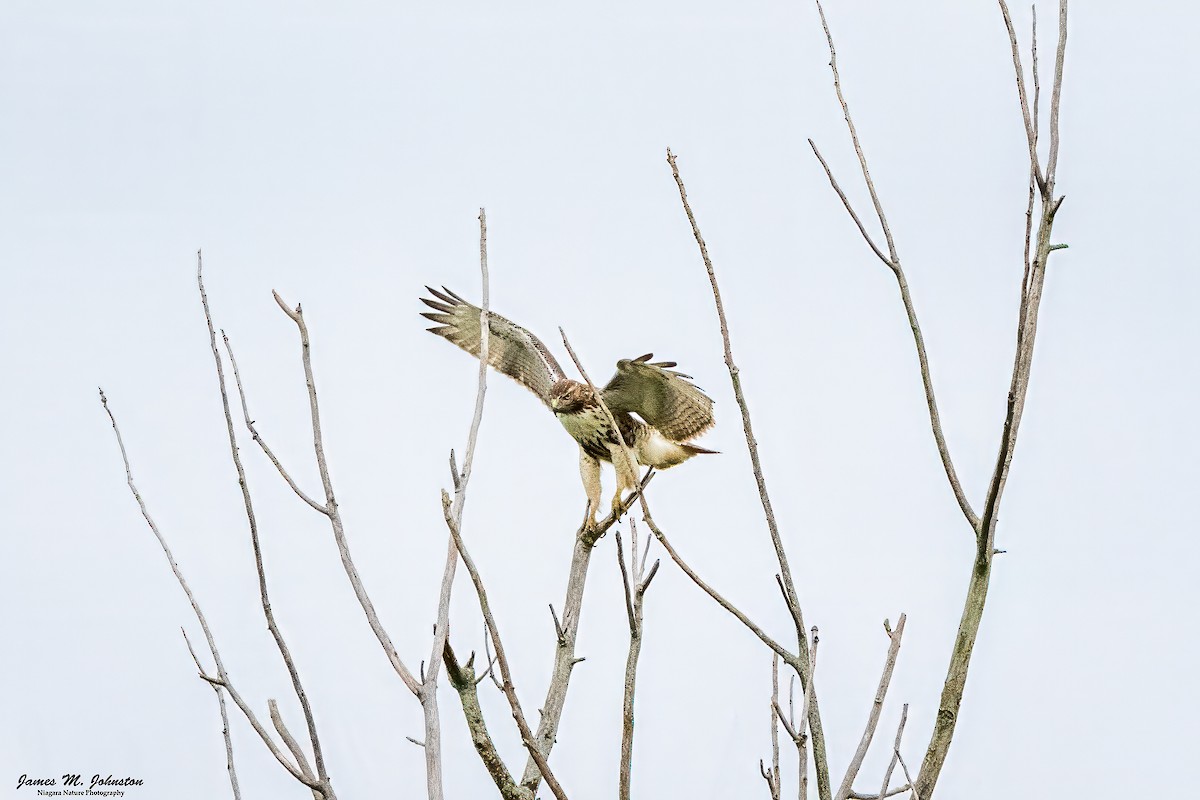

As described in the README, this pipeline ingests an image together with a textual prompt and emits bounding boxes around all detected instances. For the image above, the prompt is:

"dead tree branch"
[440,492,570,800]
[270,290,422,699]
[416,207,494,798]
[834,616,906,800]
[517,473,654,794]
[760,655,782,800]
[874,703,908,800]
[915,4,1069,797]
[665,148,832,800]
[181,628,242,800]
[197,253,334,799]
[807,0,979,533]
[443,643,534,800]
[99,389,320,793]
[616,523,659,800]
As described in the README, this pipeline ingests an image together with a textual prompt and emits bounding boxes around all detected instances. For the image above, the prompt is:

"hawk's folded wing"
[601,353,715,442]
[421,286,566,407]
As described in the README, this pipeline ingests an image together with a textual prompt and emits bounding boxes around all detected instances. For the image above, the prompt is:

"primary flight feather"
[421,286,716,522]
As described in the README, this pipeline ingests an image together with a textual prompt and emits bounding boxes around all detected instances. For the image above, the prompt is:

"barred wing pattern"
[601,354,715,442]
[420,286,567,406]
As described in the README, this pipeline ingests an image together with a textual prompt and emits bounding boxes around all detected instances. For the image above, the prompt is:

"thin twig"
[182,629,242,800]
[763,654,782,800]
[797,627,819,800]
[998,0,1048,191]
[805,7,980,533]
[419,207,493,800]
[441,493,570,800]
[876,704,908,800]
[1045,0,1068,185]
[99,389,317,791]
[618,520,657,800]
[813,0,898,263]
[222,336,327,515]
[272,290,422,696]
[834,615,906,800]
[896,750,921,800]
[197,253,332,798]
[846,788,910,800]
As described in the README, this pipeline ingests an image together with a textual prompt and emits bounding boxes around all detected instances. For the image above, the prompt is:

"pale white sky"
[3,2,1196,799]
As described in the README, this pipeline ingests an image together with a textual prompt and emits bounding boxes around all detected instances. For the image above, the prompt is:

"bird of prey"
[421,286,716,523]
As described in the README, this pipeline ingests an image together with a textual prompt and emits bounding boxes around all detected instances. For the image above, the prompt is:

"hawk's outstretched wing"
[601,353,715,442]
[421,286,566,407]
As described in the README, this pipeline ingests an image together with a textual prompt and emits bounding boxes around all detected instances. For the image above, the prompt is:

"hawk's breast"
[556,406,614,460]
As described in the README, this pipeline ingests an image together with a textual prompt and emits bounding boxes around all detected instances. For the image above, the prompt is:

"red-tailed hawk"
[421,286,716,522]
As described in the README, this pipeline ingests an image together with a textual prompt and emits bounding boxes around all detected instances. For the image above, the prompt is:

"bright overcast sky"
[2,2,1196,799]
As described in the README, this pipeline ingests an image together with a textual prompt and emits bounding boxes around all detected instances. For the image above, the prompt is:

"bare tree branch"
[998,0,1048,191]
[875,703,908,800]
[895,749,921,800]
[796,627,818,800]
[813,0,898,263]
[222,336,327,515]
[761,655,782,800]
[269,699,319,793]
[182,628,242,800]
[197,252,333,799]
[444,642,534,800]
[418,207,494,799]
[806,4,980,533]
[440,492,570,800]
[518,474,653,794]
[835,616,906,800]
[665,148,833,800]
[916,5,1070,796]
[271,289,422,697]
[99,389,318,792]
[846,788,910,800]
[616,522,659,800]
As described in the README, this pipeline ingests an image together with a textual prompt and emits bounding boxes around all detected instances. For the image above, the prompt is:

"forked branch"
[806,1,980,533]
[197,253,333,798]
[99,389,320,793]
[440,493,570,800]
[616,523,659,800]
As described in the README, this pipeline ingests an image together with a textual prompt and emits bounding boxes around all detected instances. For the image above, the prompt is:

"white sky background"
[2,1,1196,798]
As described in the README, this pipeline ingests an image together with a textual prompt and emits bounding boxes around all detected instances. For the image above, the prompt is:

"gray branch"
[181,628,242,800]
[440,493,570,800]
[99,390,318,792]
[665,148,833,800]
[835,616,906,800]
[197,253,334,799]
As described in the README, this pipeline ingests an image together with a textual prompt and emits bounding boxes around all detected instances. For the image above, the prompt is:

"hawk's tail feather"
[681,442,719,456]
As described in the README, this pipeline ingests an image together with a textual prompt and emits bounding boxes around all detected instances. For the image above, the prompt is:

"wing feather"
[420,287,566,406]
[601,354,715,441]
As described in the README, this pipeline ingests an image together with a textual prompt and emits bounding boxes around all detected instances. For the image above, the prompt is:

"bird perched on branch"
[421,286,716,523]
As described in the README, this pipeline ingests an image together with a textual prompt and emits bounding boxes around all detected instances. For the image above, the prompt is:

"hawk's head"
[549,379,595,414]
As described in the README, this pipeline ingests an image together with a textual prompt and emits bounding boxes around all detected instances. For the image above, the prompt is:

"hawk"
[421,286,716,523]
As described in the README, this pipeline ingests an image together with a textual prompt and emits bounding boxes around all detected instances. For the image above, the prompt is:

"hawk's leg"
[610,445,641,520]
[579,447,602,525]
